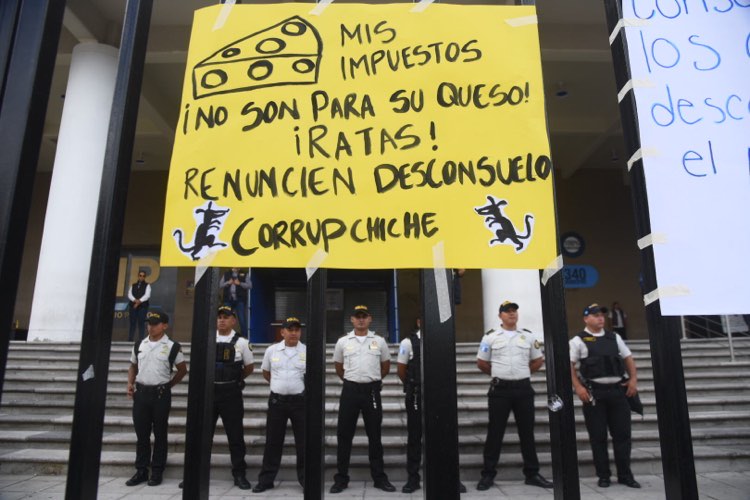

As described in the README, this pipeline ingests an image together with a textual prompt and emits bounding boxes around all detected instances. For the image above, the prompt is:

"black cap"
[499,301,519,313]
[217,305,236,317]
[351,305,371,317]
[583,303,608,316]
[282,317,302,329]
[146,311,169,324]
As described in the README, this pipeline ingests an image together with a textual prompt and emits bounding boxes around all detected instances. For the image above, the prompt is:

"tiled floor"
[2,472,750,499]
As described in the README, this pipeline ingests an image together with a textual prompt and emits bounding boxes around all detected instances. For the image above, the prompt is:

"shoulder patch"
[533,339,542,349]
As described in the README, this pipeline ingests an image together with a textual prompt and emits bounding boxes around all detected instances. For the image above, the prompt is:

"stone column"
[28,43,118,342]
[481,269,544,335]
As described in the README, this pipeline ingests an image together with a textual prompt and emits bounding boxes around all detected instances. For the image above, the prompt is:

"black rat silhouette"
[474,195,534,253]
[173,201,230,261]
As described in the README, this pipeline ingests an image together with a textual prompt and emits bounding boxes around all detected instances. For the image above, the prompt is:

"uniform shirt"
[397,331,420,365]
[477,328,542,380]
[261,341,306,395]
[569,328,632,384]
[216,330,254,366]
[130,335,185,386]
[333,330,391,383]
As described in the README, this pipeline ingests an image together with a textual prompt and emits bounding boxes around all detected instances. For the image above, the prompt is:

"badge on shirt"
[517,338,528,347]
[160,345,169,355]
[271,357,280,362]
[370,341,380,350]
[298,352,306,361]
[480,342,490,353]
[583,336,595,342]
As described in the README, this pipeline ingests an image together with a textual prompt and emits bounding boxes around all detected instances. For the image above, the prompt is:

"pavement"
[1,472,750,499]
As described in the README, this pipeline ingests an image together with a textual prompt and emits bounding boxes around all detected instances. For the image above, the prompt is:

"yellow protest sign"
[161,4,556,269]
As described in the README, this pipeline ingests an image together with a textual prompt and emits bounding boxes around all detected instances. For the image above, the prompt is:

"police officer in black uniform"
[570,303,640,489]
[213,305,255,489]
[126,311,187,486]
[127,270,151,341]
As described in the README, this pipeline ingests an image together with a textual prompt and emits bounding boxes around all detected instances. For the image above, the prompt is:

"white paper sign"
[622,3,750,315]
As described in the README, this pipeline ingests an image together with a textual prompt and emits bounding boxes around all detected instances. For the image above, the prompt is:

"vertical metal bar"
[540,269,580,499]
[0,0,21,101]
[182,267,218,500]
[0,0,66,406]
[681,316,687,340]
[725,316,735,363]
[304,268,327,500]
[420,269,460,499]
[602,2,698,498]
[64,1,153,498]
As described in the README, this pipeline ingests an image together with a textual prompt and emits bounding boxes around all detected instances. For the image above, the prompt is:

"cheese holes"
[201,69,228,89]
[282,21,307,36]
[248,60,273,81]
[256,37,286,55]
[221,47,241,58]
[293,58,316,74]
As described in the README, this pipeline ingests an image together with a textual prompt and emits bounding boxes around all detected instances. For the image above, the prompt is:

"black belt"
[491,377,530,388]
[343,380,381,391]
[588,380,621,389]
[136,382,169,392]
[270,391,305,402]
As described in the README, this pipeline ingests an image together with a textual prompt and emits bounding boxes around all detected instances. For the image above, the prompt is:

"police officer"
[253,317,306,493]
[330,305,395,494]
[127,270,151,341]
[220,268,251,337]
[126,311,187,486]
[570,303,640,489]
[397,318,467,494]
[213,305,255,489]
[476,301,552,490]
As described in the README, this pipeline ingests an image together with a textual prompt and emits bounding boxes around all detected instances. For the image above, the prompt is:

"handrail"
[682,315,750,362]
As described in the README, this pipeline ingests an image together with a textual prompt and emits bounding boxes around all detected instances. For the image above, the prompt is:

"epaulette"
[485,328,495,335]
[521,328,532,333]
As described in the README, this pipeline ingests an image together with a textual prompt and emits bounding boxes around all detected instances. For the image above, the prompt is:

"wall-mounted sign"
[560,232,585,258]
[563,264,598,289]
[160,4,557,270]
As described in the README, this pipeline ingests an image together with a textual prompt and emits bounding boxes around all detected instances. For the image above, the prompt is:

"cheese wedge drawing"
[192,16,322,99]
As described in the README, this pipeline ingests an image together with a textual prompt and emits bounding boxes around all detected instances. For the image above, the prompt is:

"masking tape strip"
[306,249,328,280]
[626,147,659,171]
[82,365,95,381]
[618,79,654,103]
[310,0,334,16]
[410,0,436,13]
[505,15,538,27]
[195,250,219,284]
[541,254,564,286]
[212,0,236,31]
[643,285,691,306]
[637,232,667,249]
[432,242,453,323]
[608,18,649,45]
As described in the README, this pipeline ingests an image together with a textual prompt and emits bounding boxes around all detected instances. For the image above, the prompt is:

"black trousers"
[128,305,147,342]
[212,385,247,477]
[405,384,422,483]
[257,393,305,487]
[334,380,387,484]
[582,384,633,481]
[481,379,540,479]
[132,384,171,475]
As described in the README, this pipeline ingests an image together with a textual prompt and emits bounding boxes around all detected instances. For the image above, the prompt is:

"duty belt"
[270,391,305,402]
[343,380,381,391]
[136,382,169,392]
[587,380,622,389]
[490,377,530,387]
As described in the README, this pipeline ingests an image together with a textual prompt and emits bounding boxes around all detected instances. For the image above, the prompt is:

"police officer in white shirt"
[126,311,187,487]
[330,305,395,494]
[253,317,306,493]
[570,303,640,489]
[476,301,552,491]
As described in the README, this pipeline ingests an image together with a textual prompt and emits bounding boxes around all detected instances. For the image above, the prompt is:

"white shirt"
[477,328,542,380]
[608,309,627,328]
[216,330,254,366]
[333,330,391,383]
[262,341,306,395]
[130,335,184,386]
[569,328,632,384]
[127,283,151,303]
[397,331,420,365]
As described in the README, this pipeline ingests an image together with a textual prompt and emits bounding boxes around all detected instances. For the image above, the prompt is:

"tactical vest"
[406,333,421,386]
[131,281,149,309]
[577,330,625,380]
[215,333,243,383]
[222,271,248,303]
